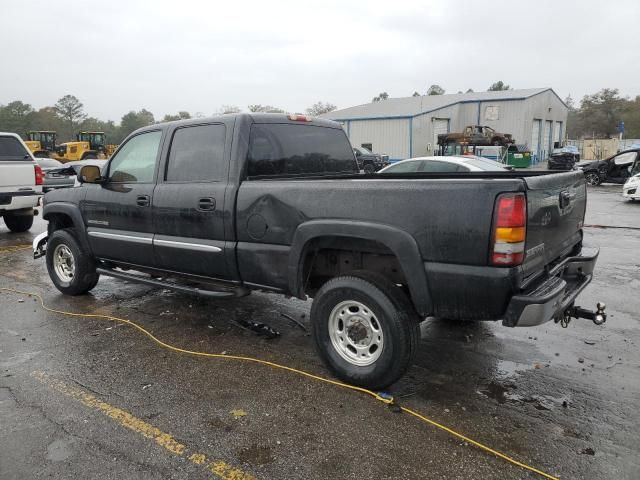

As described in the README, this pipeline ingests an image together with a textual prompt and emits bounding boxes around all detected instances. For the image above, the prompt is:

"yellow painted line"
[0,244,31,255]
[31,371,255,480]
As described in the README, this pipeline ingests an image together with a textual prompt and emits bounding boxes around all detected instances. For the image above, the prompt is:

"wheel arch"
[43,202,91,251]
[288,220,432,316]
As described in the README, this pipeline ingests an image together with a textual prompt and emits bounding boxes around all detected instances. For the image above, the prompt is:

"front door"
[81,129,163,267]
[152,122,231,279]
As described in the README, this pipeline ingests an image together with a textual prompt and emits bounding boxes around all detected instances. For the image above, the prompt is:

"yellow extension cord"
[0,245,559,480]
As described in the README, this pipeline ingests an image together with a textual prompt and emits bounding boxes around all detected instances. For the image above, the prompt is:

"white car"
[378,155,511,173]
[0,132,43,232]
[622,160,640,201]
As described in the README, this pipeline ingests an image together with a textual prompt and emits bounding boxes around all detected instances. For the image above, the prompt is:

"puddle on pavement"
[237,444,274,465]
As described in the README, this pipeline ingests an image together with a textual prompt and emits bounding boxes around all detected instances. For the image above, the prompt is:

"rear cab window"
[0,136,31,161]
[247,124,357,178]
[165,124,226,182]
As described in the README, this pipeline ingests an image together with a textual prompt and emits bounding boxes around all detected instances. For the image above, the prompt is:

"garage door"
[543,121,553,158]
[433,119,449,154]
[530,120,541,160]
[554,122,562,146]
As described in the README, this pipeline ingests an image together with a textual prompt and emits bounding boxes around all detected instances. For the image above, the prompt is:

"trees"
[119,109,155,138]
[248,104,285,113]
[412,91,421,97]
[426,85,445,96]
[488,81,511,91]
[54,95,86,139]
[0,101,34,134]
[566,89,640,139]
[161,111,192,122]
[306,101,336,116]
[216,105,241,115]
[372,92,389,102]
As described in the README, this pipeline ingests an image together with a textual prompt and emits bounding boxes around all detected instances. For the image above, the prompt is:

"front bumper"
[503,247,599,327]
[33,231,48,259]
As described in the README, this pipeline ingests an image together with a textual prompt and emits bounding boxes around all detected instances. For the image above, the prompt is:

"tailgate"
[522,170,586,277]
[0,135,36,189]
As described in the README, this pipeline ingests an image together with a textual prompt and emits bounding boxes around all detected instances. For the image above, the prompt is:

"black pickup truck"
[33,113,605,388]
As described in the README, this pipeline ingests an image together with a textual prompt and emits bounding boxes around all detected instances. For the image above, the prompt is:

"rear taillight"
[34,164,44,186]
[491,193,526,266]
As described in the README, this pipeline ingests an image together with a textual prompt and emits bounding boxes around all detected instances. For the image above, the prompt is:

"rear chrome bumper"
[503,247,599,327]
[33,231,48,259]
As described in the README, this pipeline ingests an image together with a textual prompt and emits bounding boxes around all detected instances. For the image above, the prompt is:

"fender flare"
[43,202,91,251]
[288,219,432,316]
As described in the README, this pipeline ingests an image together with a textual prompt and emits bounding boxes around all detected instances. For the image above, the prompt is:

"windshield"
[631,160,640,177]
[355,146,373,155]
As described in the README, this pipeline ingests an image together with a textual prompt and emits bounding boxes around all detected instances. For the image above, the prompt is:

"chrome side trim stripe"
[88,231,153,244]
[154,239,222,253]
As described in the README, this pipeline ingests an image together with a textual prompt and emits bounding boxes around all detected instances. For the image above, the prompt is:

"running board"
[96,267,248,298]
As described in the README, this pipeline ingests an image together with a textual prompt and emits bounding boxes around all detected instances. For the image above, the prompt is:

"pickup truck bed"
[34,113,603,388]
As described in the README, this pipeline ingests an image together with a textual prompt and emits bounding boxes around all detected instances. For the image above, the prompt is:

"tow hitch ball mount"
[556,302,607,328]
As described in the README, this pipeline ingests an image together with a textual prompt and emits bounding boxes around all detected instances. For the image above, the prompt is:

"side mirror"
[79,165,103,184]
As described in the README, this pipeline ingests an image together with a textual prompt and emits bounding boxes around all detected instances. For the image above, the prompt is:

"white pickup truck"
[0,132,43,232]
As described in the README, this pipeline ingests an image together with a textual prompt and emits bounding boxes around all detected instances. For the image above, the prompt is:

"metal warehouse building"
[322,88,568,162]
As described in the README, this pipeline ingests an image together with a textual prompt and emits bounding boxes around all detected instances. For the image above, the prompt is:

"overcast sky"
[3,0,638,121]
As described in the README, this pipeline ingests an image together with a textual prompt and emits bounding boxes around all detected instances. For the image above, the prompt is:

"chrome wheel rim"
[328,300,384,366]
[53,244,75,283]
[585,173,599,186]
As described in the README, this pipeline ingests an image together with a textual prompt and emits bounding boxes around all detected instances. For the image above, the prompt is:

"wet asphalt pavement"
[1,185,639,480]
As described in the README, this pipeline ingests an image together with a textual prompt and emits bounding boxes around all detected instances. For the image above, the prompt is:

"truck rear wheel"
[3,213,34,233]
[46,229,99,295]
[311,271,420,389]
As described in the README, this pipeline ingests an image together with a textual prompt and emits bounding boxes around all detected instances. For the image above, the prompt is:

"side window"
[166,124,226,182]
[108,131,162,183]
[421,161,461,172]
[387,161,421,173]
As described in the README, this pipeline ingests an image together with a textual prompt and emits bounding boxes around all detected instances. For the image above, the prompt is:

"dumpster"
[505,145,531,168]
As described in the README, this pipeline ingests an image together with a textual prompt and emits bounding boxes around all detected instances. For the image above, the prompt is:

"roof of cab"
[135,113,342,134]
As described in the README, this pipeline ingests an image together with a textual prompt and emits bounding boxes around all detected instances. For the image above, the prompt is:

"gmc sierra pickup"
[33,113,605,388]
[1,132,43,232]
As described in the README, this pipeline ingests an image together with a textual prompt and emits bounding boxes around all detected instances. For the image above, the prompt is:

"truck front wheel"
[311,271,420,389]
[46,229,99,295]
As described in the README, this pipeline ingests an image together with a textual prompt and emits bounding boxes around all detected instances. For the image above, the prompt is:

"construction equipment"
[52,131,118,163]
[24,131,57,158]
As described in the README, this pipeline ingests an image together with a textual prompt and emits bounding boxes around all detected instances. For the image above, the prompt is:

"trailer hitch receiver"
[557,302,606,328]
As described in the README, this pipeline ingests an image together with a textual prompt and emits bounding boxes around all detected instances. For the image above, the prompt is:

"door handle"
[136,195,150,207]
[197,197,216,211]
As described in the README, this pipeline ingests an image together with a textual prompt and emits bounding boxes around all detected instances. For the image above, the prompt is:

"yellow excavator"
[24,131,58,158]
[25,130,118,162]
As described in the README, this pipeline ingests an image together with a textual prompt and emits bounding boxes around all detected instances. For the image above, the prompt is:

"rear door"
[81,129,163,267]
[152,121,232,279]
[521,170,587,277]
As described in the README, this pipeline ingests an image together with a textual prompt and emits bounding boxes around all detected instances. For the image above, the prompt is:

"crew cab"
[33,114,604,388]
[0,132,43,232]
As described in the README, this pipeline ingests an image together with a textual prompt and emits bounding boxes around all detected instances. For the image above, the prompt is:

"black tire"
[584,172,601,186]
[46,228,99,295]
[363,163,375,174]
[311,270,420,389]
[3,213,34,233]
